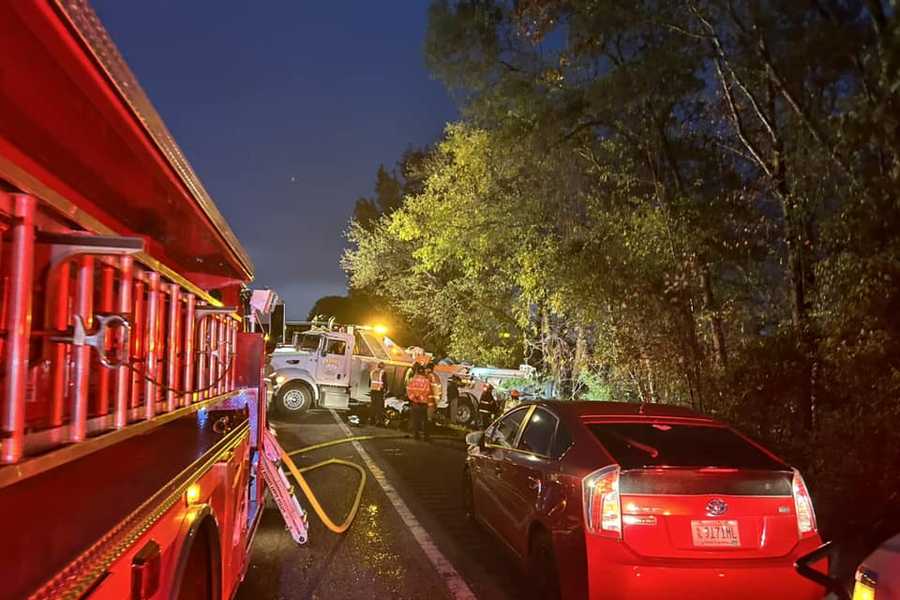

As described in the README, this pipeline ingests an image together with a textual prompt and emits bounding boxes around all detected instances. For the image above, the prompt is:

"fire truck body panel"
[0,2,268,598]
[0,0,252,291]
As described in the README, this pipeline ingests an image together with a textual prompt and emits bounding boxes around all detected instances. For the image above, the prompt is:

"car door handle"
[287,359,299,365]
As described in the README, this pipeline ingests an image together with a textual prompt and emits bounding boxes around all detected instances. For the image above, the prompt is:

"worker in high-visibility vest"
[368,361,386,426]
[406,364,433,441]
[425,362,441,424]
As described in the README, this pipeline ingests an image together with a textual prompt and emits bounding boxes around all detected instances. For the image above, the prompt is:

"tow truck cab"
[267,326,414,414]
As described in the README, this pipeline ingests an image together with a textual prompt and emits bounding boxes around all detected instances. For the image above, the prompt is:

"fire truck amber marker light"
[185,484,201,506]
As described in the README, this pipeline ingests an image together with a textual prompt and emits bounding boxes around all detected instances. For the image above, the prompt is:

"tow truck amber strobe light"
[185,483,201,506]
[791,469,817,536]
[583,465,622,537]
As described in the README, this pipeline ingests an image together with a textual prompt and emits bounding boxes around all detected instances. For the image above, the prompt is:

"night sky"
[92,2,456,318]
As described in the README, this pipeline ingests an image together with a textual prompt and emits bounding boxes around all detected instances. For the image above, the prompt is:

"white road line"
[328,410,477,600]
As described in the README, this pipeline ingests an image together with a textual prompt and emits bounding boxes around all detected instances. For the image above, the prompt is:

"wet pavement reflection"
[236,410,478,600]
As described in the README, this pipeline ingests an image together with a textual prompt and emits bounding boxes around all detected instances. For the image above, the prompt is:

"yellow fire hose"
[278,433,460,535]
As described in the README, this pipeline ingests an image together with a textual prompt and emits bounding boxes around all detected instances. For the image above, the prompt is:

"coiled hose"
[279,433,458,535]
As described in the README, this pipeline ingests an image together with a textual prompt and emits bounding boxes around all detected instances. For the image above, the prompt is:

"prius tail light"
[583,465,621,538]
[792,469,818,537]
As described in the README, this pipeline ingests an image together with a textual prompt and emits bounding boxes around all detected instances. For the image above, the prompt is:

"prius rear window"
[587,423,785,470]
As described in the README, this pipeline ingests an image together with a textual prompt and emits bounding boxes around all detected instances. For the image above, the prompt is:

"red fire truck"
[0,2,294,598]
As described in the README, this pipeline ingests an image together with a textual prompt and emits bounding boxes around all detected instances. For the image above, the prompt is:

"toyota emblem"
[706,498,728,516]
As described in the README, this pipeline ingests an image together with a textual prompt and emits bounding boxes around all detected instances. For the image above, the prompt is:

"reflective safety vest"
[406,374,432,404]
[428,373,441,402]
[370,368,385,391]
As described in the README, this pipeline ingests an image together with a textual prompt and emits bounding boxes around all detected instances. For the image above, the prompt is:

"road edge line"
[328,410,477,600]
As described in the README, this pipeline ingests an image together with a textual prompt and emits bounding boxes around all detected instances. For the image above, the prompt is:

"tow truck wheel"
[456,397,476,427]
[276,382,312,418]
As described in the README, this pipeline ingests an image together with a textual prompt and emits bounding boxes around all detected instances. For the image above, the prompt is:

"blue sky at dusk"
[92,1,457,317]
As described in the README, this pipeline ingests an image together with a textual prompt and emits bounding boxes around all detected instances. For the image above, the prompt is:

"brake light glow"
[791,469,817,536]
[852,567,878,600]
[583,465,621,537]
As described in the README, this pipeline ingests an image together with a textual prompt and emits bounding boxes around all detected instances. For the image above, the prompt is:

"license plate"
[691,520,741,547]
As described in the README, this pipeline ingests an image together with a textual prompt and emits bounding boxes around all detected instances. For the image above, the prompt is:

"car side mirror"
[465,431,484,448]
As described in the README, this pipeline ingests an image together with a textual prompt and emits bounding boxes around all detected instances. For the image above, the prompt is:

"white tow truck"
[266,323,410,414]
[265,318,539,426]
[264,322,480,425]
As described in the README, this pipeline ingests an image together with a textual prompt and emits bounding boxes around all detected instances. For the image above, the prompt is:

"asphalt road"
[236,409,530,600]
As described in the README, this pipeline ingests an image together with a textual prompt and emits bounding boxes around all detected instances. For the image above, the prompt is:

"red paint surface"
[468,402,828,600]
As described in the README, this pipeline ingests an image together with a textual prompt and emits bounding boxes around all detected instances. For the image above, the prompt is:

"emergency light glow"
[185,483,201,506]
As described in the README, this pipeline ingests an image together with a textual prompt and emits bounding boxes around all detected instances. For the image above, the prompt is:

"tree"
[344,0,900,536]
[352,149,433,232]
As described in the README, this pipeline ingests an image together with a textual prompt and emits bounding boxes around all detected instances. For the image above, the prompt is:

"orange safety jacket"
[370,368,385,391]
[428,373,442,402]
[406,374,433,405]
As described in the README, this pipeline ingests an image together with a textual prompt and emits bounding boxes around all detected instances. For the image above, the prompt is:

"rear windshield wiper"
[609,432,659,459]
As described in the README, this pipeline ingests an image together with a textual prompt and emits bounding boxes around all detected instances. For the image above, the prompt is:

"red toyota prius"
[463,401,826,600]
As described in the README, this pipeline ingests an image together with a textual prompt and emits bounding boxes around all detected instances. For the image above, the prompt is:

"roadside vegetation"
[342,1,900,537]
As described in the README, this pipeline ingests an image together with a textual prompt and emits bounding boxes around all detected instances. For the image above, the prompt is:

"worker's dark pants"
[410,403,430,440]
[369,390,384,426]
[478,405,495,428]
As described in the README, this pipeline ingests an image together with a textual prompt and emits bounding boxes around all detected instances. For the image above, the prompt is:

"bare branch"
[713,140,756,164]
[651,19,711,41]
[713,59,774,178]
[755,37,856,182]
[695,4,779,147]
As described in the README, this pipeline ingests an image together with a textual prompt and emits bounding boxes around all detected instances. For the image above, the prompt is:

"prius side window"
[516,408,557,456]
[550,423,573,459]
[490,408,528,448]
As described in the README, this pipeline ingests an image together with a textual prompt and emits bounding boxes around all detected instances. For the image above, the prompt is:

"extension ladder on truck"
[0,1,270,597]
[0,215,259,599]
[261,428,310,544]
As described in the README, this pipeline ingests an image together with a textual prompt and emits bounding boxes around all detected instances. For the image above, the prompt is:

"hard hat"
[510,389,520,398]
